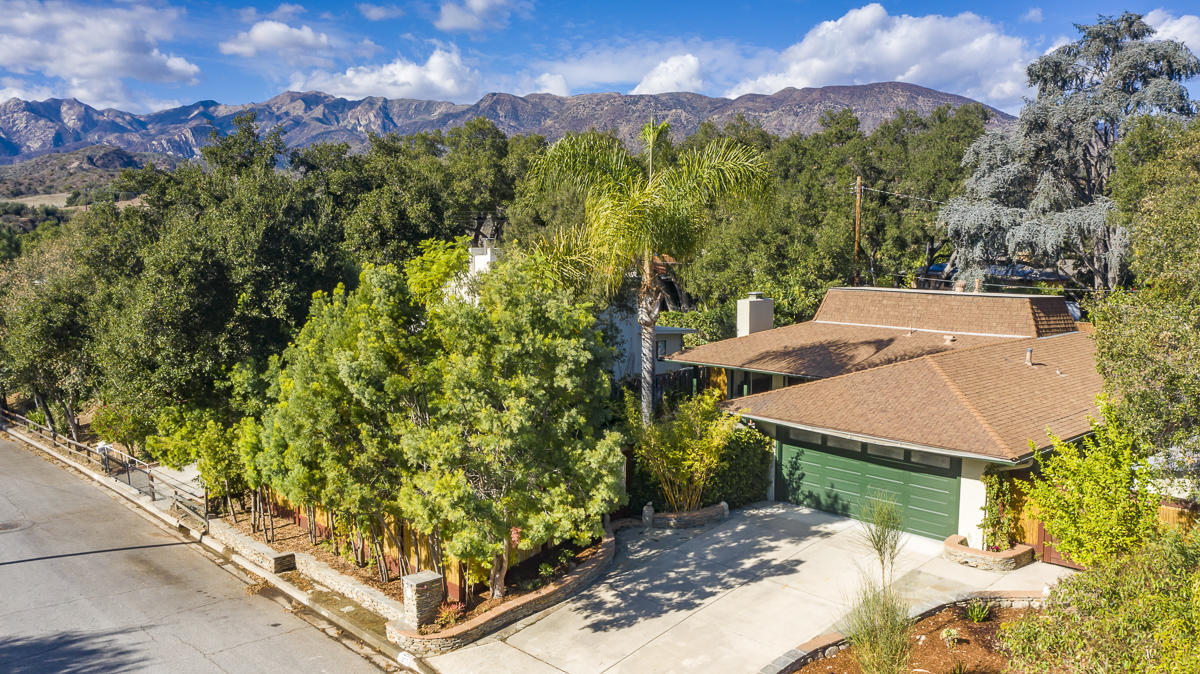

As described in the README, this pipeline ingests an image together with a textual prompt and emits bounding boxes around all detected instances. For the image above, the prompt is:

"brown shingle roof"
[726,331,1101,462]
[667,321,1002,378]
[668,288,1077,377]
[813,288,1077,337]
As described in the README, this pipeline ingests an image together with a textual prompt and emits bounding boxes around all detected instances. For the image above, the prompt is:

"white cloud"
[1021,8,1043,24]
[724,4,1035,113]
[220,20,331,65]
[0,0,198,110]
[1146,9,1200,53]
[632,54,703,94]
[290,46,481,101]
[0,77,56,102]
[357,3,405,21]
[531,73,568,96]
[239,3,307,23]
[530,38,770,98]
[435,0,521,32]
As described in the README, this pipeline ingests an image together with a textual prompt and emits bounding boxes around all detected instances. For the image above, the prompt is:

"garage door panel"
[777,442,959,539]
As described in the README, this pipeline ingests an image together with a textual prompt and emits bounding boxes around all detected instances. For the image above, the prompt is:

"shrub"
[857,495,904,583]
[1025,410,1158,568]
[627,389,738,512]
[840,582,911,674]
[435,601,465,628]
[700,424,773,508]
[538,562,555,580]
[1000,529,1200,672]
[964,599,990,623]
[629,419,772,511]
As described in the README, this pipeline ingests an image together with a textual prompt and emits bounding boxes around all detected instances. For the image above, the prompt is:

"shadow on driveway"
[570,507,839,632]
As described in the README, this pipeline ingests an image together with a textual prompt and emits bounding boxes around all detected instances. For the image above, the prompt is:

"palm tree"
[533,121,768,425]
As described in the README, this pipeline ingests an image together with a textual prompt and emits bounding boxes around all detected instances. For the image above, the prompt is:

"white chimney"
[737,292,774,337]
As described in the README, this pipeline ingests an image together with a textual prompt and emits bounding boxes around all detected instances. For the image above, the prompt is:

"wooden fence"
[258,493,540,603]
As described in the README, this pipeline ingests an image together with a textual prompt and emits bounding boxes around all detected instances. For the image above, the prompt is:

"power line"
[849,183,946,205]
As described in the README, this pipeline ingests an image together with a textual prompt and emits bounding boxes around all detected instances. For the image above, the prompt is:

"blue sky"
[0,1,1197,113]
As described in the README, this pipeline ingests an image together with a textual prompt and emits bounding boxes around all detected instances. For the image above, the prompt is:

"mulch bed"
[221,511,409,602]
[797,606,1029,674]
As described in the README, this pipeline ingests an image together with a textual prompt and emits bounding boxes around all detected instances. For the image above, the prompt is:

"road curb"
[3,426,430,673]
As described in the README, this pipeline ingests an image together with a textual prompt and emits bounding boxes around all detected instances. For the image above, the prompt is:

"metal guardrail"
[1,409,208,527]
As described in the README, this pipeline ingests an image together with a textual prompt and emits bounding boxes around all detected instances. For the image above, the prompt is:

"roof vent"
[943,334,956,344]
[1025,347,1033,366]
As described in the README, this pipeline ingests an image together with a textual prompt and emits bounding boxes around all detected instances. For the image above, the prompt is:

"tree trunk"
[638,280,662,427]
[55,394,81,442]
[489,540,510,599]
[33,392,56,430]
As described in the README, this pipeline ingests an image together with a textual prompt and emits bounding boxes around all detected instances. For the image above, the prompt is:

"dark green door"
[775,435,960,539]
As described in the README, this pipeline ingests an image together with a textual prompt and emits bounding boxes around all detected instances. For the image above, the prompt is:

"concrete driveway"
[428,503,1072,674]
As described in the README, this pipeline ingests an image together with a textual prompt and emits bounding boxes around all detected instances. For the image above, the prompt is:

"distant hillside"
[0,145,181,198]
[0,82,1014,166]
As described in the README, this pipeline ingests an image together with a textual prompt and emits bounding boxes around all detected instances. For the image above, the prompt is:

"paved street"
[0,437,379,673]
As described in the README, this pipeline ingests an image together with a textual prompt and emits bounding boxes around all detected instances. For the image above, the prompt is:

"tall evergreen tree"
[939,12,1199,289]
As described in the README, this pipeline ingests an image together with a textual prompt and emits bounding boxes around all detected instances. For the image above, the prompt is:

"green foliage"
[147,406,242,497]
[856,494,904,583]
[1096,117,1200,496]
[627,389,740,512]
[964,599,991,623]
[1025,410,1158,568]
[533,121,769,424]
[939,12,1199,289]
[700,424,772,508]
[1000,529,1200,673]
[839,583,911,674]
[397,256,624,597]
[979,468,1018,551]
[257,264,426,525]
[403,237,469,306]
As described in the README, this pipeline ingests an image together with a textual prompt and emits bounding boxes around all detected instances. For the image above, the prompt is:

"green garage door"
[775,431,960,540]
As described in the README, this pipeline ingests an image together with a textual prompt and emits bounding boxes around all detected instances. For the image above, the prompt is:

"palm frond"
[531,133,642,195]
[666,137,770,205]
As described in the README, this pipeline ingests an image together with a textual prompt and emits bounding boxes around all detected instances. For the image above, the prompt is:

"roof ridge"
[926,357,1011,457]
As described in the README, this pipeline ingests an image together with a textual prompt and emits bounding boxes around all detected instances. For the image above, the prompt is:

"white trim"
[811,319,1029,339]
[827,286,1058,300]
[736,412,1023,464]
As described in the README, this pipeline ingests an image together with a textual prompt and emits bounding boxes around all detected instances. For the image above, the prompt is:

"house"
[603,312,697,385]
[666,287,1102,547]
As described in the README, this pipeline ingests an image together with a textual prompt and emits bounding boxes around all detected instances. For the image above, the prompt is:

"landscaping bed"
[220,509,604,626]
[797,606,1030,674]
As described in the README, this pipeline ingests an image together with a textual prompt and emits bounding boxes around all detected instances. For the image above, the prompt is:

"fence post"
[148,472,156,501]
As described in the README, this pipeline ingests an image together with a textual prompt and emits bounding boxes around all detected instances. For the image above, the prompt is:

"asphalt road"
[0,437,380,673]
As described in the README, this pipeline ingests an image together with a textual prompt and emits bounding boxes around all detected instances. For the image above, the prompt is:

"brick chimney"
[737,292,774,337]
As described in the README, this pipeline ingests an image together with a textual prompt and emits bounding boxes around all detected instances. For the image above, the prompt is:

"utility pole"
[854,175,862,286]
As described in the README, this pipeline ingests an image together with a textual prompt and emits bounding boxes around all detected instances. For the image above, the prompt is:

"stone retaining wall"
[205,518,406,622]
[760,590,1050,674]
[207,519,296,573]
[386,519,636,656]
[646,501,729,529]
[293,551,406,622]
[943,535,1034,572]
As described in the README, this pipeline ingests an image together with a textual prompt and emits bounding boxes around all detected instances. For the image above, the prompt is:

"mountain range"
[0,82,1013,166]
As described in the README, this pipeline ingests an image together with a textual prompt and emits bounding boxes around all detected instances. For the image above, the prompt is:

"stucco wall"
[958,458,989,548]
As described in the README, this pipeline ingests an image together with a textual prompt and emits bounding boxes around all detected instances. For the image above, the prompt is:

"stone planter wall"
[386,519,636,656]
[943,535,1034,572]
[761,590,1051,674]
[645,501,729,529]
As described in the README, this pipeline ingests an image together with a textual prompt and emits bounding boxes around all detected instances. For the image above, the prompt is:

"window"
[786,428,822,446]
[866,444,904,461]
[749,372,772,394]
[826,435,862,451]
[656,339,668,358]
[910,450,952,469]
